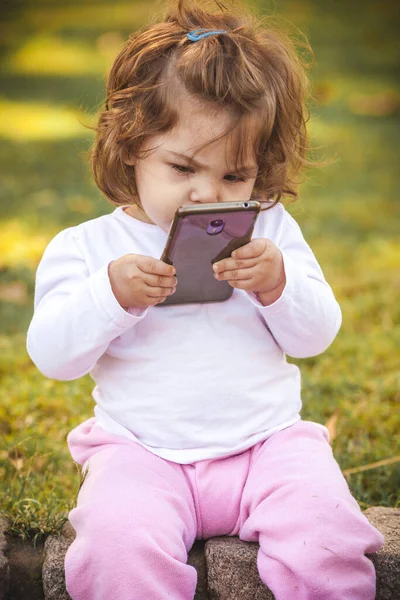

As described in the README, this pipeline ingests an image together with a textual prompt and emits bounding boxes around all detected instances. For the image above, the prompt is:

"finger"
[138,256,176,277]
[213,256,258,273]
[226,278,254,291]
[142,273,177,288]
[216,268,253,282]
[231,238,267,260]
[146,285,177,299]
[155,286,177,303]
[146,295,168,306]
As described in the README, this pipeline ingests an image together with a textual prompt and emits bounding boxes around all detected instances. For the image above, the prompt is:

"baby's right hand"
[108,254,177,309]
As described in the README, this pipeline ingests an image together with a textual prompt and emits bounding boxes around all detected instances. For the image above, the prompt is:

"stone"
[40,508,400,600]
[42,522,209,600]
[0,518,10,600]
[42,522,75,600]
[364,507,400,600]
[205,537,274,600]
[205,508,400,600]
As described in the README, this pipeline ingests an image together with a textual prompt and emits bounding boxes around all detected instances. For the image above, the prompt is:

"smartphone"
[158,200,261,306]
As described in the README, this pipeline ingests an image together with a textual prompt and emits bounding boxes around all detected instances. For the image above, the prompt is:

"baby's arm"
[27,228,174,380]
[252,207,342,358]
[27,229,141,380]
[214,204,341,358]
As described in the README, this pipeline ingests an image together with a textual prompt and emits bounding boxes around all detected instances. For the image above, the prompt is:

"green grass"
[0,0,399,542]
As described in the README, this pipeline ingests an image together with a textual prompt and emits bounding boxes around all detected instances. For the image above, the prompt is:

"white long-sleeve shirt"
[27,203,341,463]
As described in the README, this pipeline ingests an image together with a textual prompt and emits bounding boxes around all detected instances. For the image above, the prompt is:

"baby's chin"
[161,220,173,233]
[146,214,172,232]
[152,210,180,232]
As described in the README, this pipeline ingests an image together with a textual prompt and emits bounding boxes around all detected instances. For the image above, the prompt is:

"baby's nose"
[190,180,221,204]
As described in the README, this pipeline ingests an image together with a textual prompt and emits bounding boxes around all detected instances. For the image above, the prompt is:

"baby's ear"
[123,149,136,166]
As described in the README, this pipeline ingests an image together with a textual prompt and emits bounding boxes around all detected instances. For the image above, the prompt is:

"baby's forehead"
[171,103,232,141]
[156,82,262,159]
[161,108,259,165]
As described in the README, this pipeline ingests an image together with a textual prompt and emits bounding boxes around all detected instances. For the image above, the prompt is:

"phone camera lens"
[207,219,225,235]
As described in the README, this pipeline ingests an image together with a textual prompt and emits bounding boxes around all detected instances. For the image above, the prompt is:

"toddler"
[27,1,383,598]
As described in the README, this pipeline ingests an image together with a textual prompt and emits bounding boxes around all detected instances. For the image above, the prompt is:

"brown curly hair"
[91,0,317,209]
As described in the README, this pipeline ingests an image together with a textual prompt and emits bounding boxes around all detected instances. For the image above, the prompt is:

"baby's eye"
[172,164,194,174]
[171,164,246,182]
[224,174,246,183]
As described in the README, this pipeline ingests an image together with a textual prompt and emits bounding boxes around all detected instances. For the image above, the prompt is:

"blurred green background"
[0,0,399,541]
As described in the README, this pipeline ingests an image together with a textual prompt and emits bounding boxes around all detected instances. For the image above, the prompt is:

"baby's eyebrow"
[165,150,258,176]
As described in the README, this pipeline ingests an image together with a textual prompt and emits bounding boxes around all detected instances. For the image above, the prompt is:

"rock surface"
[205,536,274,600]
[2,506,399,599]
[0,518,10,600]
[42,522,75,600]
[205,507,400,600]
[365,507,400,600]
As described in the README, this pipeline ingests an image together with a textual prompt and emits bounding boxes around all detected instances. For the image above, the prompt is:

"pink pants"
[65,419,383,600]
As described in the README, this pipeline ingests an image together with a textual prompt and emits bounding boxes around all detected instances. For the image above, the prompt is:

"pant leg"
[239,420,384,600]
[64,419,198,600]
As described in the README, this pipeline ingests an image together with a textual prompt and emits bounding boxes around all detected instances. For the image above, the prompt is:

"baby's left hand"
[212,238,286,306]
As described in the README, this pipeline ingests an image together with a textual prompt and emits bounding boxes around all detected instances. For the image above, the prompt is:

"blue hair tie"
[187,29,228,42]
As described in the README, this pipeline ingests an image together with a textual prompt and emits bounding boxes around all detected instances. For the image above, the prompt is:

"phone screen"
[158,202,260,306]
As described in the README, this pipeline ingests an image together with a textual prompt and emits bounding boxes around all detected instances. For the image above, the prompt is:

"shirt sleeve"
[26,228,147,380]
[247,206,342,358]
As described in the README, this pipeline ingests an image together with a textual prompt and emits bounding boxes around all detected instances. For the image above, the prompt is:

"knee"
[65,513,160,600]
[68,505,140,553]
[291,494,383,563]
[258,497,382,598]
[67,503,189,565]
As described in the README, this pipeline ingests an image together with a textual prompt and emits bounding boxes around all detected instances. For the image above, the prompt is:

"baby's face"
[125,103,259,232]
